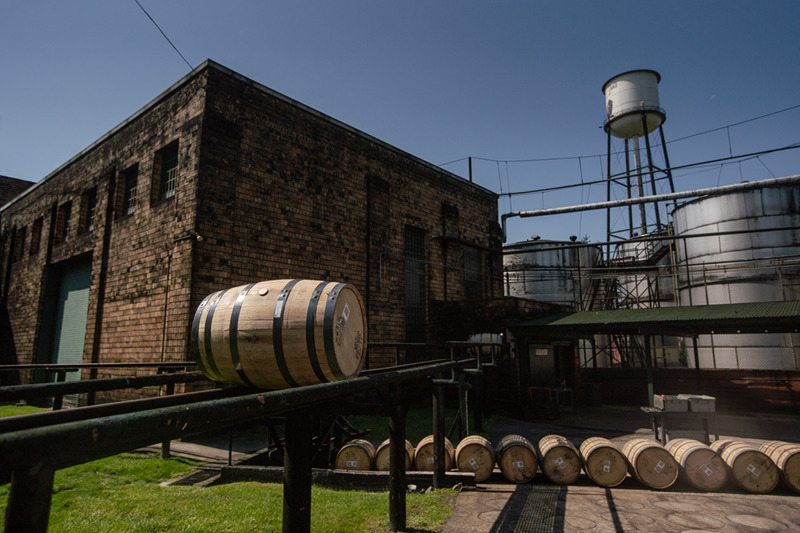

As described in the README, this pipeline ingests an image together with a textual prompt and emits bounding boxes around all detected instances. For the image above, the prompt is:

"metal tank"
[503,239,602,309]
[602,69,665,139]
[673,185,800,370]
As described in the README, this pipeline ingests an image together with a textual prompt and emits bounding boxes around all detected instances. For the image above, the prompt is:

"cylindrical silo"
[602,69,665,139]
[673,185,800,370]
[503,239,602,309]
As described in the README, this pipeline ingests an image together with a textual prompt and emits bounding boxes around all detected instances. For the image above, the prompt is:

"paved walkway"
[441,406,800,533]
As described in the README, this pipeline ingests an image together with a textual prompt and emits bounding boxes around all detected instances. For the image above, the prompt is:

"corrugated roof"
[511,300,800,338]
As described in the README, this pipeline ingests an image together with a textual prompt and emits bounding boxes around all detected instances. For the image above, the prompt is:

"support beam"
[283,410,314,533]
[432,383,446,489]
[389,385,407,531]
[5,467,54,533]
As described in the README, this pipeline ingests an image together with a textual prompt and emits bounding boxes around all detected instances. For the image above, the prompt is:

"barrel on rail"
[622,438,679,490]
[335,439,375,471]
[759,440,800,493]
[455,435,496,482]
[375,439,415,471]
[414,435,455,471]
[665,438,727,492]
[496,434,538,483]
[192,279,366,389]
[538,435,582,485]
[579,437,628,488]
[710,439,779,494]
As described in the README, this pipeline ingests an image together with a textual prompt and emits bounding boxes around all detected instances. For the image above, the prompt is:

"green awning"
[510,300,800,339]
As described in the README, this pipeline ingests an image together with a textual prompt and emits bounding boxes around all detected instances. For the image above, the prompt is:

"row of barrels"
[335,434,800,494]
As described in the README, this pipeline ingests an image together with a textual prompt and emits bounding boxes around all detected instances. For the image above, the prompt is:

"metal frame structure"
[0,360,465,533]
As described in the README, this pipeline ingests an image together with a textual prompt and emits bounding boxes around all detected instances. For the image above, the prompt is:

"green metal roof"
[510,300,800,339]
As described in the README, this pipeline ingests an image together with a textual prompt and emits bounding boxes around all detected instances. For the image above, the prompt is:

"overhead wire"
[133,0,193,71]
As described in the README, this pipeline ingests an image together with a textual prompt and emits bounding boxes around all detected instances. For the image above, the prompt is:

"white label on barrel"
[603,460,611,473]
[654,460,665,473]
[346,461,357,468]
[747,464,761,477]
[700,464,713,477]
[427,458,434,465]
[554,457,566,470]
[512,461,525,469]
[469,458,479,470]
[341,303,350,326]
[274,300,284,318]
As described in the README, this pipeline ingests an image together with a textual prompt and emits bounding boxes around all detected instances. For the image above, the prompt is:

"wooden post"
[457,370,468,441]
[389,384,407,531]
[432,383,446,489]
[283,410,314,533]
[5,467,55,533]
[161,381,175,459]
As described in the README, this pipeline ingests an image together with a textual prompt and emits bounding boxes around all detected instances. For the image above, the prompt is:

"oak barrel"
[579,437,627,488]
[455,435,496,482]
[759,440,800,493]
[538,435,581,485]
[495,434,538,483]
[621,438,679,490]
[374,439,415,471]
[665,438,727,492]
[710,439,779,494]
[192,279,366,389]
[414,435,454,471]
[335,439,375,471]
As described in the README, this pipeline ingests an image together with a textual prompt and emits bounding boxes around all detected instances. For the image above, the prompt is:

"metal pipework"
[501,174,800,241]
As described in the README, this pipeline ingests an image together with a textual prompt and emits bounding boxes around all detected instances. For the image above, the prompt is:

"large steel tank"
[673,185,800,370]
[503,239,602,309]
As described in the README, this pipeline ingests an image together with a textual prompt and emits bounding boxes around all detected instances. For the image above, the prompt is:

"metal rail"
[0,360,456,533]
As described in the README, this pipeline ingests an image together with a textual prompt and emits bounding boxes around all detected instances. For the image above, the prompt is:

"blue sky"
[2,1,799,244]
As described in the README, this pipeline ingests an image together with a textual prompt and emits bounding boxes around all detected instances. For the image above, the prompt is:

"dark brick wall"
[0,176,34,206]
[0,62,500,398]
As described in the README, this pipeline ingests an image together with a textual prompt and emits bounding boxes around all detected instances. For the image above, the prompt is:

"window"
[79,188,97,234]
[464,246,483,300]
[404,225,426,344]
[155,141,179,201]
[119,165,138,217]
[55,202,71,244]
[12,226,26,262]
[29,218,42,256]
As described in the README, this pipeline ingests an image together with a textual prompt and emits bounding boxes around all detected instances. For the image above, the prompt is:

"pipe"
[502,174,800,241]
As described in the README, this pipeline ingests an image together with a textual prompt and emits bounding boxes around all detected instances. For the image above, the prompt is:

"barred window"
[12,226,26,262]
[79,188,97,233]
[404,225,426,344]
[29,217,42,256]
[464,246,483,299]
[55,202,71,244]
[156,141,179,200]
[120,165,138,217]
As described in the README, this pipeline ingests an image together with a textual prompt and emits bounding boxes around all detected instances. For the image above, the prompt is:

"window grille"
[157,141,179,200]
[404,226,426,344]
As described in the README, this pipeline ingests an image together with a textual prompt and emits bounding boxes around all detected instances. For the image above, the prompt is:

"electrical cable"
[133,0,193,71]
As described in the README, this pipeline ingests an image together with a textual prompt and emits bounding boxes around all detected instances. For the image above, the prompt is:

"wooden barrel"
[335,439,375,471]
[414,435,454,471]
[621,438,679,490]
[192,279,366,389]
[374,439,415,471]
[455,435,496,482]
[495,434,538,484]
[579,437,627,488]
[710,439,779,494]
[759,440,800,494]
[665,438,727,492]
[538,435,581,485]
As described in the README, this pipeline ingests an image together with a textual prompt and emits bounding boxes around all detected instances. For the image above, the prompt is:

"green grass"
[0,404,49,418]
[0,406,458,532]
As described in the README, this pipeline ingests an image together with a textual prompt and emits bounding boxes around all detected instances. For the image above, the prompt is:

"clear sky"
[2,1,799,244]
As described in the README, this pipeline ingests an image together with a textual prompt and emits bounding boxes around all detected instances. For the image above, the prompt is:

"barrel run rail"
[0,360,464,533]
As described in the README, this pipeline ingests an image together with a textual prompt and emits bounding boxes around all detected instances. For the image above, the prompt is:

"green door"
[49,259,91,382]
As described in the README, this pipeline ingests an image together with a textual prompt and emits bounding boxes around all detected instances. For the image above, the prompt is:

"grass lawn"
[347,406,496,444]
[1,406,458,532]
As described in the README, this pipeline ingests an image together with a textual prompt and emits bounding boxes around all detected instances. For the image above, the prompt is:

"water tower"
[602,69,676,245]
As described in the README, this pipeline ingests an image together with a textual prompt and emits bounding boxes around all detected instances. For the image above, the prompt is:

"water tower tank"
[602,69,665,139]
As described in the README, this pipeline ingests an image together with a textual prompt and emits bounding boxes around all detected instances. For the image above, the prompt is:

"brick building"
[0,60,501,393]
